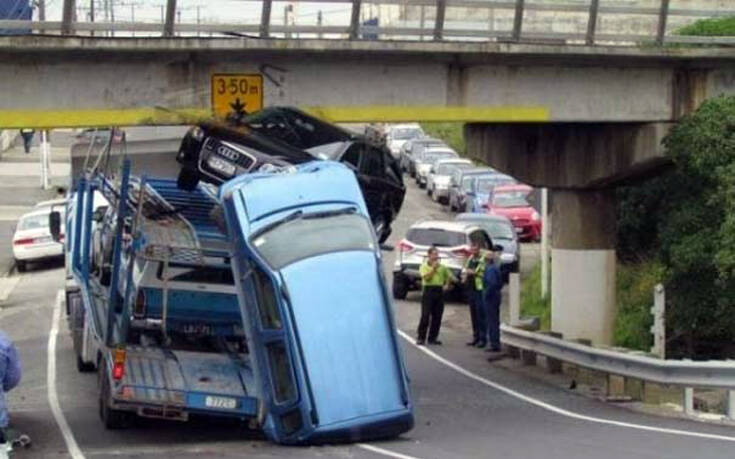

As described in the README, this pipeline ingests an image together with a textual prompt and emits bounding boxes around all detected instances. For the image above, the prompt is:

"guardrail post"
[655,0,670,46]
[349,0,362,40]
[539,331,563,373]
[61,0,76,35]
[163,0,177,37]
[585,0,599,46]
[728,390,735,420]
[683,387,694,415]
[260,0,272,38]
[511,0,524,42]
[433,0,446,41]
[521,349,537,366]
[509,272,520,326]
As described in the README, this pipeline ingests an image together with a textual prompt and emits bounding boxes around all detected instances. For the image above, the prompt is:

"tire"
[427,187,432,197]
[77,354,96,373]
[99,370,132,430]
[392,273,408,300]
[176,168,200,191]
[15,260,27,273]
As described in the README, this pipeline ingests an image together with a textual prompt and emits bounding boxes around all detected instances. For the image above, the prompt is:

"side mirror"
[49,211,61,242]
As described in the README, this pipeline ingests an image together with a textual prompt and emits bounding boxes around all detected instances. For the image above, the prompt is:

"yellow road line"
[0,105,550,129]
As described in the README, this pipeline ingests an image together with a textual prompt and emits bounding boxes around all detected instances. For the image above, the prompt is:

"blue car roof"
[219,161,366,224]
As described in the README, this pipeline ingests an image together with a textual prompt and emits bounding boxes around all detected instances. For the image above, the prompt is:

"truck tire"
[99,371,132,430]
[77,354,96,373]
[392,273,408,300]
[177,168,200,191]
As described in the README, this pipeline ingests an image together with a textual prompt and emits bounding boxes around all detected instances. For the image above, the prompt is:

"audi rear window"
[406,228,467,247]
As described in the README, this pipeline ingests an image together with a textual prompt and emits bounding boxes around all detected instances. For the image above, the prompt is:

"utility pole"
[541,188,549,298]
[317,10,322,39]
[284,4,292,39]
[110,0,116,37]
[89,0,94,36]
[37,0,46,33]
[196,5,200,37]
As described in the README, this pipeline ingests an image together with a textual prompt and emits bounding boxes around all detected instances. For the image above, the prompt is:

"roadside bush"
[614,261,665,351]
[676,17,735,36]
[519,264,551,331]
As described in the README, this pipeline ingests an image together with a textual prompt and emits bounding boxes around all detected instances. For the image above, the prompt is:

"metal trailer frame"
[64,159,259,429]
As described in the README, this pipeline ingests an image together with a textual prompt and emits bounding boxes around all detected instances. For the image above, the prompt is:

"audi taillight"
[113,347,126,380]
[398,240,415,253]
[133,290,146,318]
[451,246,472,258]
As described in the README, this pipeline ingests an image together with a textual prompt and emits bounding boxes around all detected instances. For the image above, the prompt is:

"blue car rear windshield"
[251,213,375,270]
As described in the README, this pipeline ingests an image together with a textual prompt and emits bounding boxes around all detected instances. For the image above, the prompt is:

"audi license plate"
[205,395,237,410]
[207,155,237,177]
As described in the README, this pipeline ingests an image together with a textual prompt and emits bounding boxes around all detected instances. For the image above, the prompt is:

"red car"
[487,185,541,242]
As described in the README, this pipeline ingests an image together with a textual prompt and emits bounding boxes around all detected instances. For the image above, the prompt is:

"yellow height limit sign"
[211,74,264,119]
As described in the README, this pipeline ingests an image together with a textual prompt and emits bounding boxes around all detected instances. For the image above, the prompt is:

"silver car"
[414,148,458,188]
[392,220,495,299]
[427,159,473,204]
[401,138,447,176]
[455,213,520,280]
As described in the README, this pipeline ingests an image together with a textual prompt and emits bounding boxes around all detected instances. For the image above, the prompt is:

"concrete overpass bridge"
[2,0,735,345]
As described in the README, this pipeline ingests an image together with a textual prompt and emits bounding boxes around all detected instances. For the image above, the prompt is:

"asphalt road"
[3,172,735,458]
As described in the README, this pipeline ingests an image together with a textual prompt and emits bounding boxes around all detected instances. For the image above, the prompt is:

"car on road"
[455,213,520,279]
[308,137,406,243]
[220,160,414,443]
[487,188,541,242]
[465,173,517,213]
[392,220,495,299]
[427,158,473,204]
[13,206,65,272]
[176,107,405,244]
[447,168,493,212]
[401,137,446,176]
[414,148,459,188]
[386,123,424,157]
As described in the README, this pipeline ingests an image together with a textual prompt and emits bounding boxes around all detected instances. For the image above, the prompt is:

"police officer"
[462,241,487,348]
[416,246,455,346]
[483,248,504,353]
[0,330,21,444]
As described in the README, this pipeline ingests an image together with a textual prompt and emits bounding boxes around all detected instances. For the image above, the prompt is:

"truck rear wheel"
[99,371,132,430]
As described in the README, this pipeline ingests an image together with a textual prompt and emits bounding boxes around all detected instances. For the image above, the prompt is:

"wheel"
[99,370,132,430]
[15,260,26,273]
[77,354,96,373]
[392,273,408,300]
[427,187,432,197]
[176,168,200,191]
[419,181,426,189]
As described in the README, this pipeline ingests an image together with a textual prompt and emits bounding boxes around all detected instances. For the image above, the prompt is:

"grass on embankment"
[519,260,665,351]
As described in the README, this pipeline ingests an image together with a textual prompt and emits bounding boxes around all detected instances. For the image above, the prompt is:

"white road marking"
[48,289,85,459]
[397,329,735,443]
[357,443,422,459]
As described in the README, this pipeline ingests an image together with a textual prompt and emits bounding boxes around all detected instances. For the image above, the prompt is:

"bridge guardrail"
[500,324,735,420]
[0,0,734,47]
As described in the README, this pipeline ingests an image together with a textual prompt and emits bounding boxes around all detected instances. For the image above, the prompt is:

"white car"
[387,123,424,157]
[392,220,495,299]
[13,207,66,272]
[414,147,458,188]
[427,159,473,204]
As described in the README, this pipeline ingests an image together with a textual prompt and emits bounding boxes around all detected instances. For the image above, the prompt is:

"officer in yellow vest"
[416,246,456,345]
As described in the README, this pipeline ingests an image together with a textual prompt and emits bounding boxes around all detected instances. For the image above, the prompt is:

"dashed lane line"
[396,329,735,444]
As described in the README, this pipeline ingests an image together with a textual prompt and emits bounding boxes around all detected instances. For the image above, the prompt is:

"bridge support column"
[463,122,668,346]
[550,189,616,345]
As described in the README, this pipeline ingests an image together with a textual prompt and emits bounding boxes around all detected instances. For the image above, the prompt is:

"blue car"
[219,161,414,444]
[466,173,516,213]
